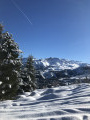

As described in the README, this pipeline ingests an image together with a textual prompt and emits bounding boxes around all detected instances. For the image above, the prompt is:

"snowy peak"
[23,57,90,87]
[34,57,88,71]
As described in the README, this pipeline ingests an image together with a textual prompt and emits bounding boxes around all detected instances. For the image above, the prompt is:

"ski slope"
[0,83,90,120]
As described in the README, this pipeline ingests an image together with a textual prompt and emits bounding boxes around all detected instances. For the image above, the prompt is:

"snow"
[33,58,90,79]
[0,83,90,120]
[34,58,82,71]
[22,57,90,80]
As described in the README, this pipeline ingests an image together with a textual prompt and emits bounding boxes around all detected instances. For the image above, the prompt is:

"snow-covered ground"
[0,83,90,120]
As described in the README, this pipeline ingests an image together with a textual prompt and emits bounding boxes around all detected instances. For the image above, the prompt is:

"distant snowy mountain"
[34,57,89,71]
[23,57,89,71]
[23,57,90,88]
[23,57,90,79]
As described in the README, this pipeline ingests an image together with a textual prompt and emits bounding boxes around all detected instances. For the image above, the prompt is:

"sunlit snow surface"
[0,84,90,120]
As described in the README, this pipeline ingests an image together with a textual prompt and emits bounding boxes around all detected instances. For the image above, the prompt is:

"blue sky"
[0,0,90,63]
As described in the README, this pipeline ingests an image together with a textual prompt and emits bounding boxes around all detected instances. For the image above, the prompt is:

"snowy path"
[0,84,90,120]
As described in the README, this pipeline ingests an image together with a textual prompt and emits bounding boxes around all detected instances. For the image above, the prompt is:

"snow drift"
[0,83,90,120]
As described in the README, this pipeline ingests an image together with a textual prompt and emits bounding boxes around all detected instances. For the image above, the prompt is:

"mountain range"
[23,57,90,88]
[34,57,89,70]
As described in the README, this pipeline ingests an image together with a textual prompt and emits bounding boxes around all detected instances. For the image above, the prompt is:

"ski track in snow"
[0,84,90,120]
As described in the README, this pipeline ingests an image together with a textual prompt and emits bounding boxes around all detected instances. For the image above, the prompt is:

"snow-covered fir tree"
[20,55,36,92]
[0,24,22,100]
[26,55,36,90]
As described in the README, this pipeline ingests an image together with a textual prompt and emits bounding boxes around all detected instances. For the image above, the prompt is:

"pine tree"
[26,56,36,82]
[21,55,36,92]
[0,24,22,100]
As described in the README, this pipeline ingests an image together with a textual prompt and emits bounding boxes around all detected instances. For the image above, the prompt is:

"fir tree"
[0,24,22,100]
[26,55,36,82]
[20,55,36,92]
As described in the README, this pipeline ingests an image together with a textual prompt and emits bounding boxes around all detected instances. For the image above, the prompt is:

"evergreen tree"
[0,24,22,100]
[26,55,36,82]
[20,55,36,92]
